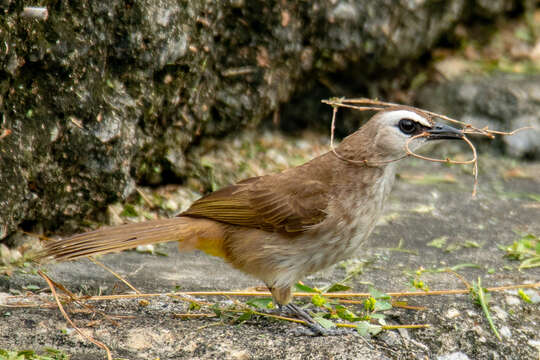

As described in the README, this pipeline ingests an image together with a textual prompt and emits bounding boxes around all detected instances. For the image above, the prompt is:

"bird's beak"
[426,123,463,140]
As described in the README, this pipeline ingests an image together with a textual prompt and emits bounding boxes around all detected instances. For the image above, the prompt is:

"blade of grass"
[475,277,502,341]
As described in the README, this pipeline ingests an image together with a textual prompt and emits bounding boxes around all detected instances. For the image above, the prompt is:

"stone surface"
[0,0,520,240]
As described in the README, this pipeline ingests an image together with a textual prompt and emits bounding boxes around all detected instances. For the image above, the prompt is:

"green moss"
[0,348,69,360]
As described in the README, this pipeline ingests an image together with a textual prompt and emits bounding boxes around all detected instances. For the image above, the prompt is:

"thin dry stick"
[466,136,479,197]
[339,297,427,310]
[329,104,407,166]
[71,282,539,302]
[87,257,142,294]
[405,133,479,196]
[0,302,58,308]
[210,306,430,330]
[326,101,386,113]
[172,313,217,318]
[230,307,307,325]
[325,97,533,138]
[135,187,156,209]
[7,280,535,339]
[85,248,213,307]
[467,127,533,136]
[445,269,473,290]
[186,302,308,325]
[44,274,124,324]
[389,302,427,311]
[38,270,112,360]
[404,133,475,165]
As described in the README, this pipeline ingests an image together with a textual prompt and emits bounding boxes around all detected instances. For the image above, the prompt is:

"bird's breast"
[304,165,397,271]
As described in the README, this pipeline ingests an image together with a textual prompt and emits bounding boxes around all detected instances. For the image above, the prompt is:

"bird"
[38,106,463,335]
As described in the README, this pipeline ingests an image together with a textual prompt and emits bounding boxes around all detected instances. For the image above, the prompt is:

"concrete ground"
[1,150,539,359]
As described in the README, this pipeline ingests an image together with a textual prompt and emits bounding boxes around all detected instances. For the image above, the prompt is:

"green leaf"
[313,315,335,329]
[335,305,360,322]
[235,311,252,324]
[463,240,481,248]
[450,263,481,271]
[444,243,460,253]
[294,283,318,293]
[427,236,447,248]
[517,289,532,303]
[44,348,61,355]
[520,257,540,269]
[502,233,539,269]
[369,287,391,300]
[356,321,382,336]
[325,283,351,293]
[246,297,274,309]
[356,321,370,337]
[22,284,40,291]
[521,234,536,246]
[17,350,36,356]
[210,304,222,318]
[374,300,392,311]
[120,204,138,217]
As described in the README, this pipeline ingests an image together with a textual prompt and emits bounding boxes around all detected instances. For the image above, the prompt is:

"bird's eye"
[398,119,416,134]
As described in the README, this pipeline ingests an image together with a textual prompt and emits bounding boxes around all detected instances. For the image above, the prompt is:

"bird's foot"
[280,303,355,337]
[290,325,355,337]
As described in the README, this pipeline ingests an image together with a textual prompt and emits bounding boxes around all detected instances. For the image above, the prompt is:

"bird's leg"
[269,285,353,336]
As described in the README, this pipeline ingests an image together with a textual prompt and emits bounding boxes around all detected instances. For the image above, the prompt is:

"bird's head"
[339,107,464,163]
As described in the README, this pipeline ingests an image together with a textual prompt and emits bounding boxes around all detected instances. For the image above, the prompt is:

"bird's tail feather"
[37,218,195,262]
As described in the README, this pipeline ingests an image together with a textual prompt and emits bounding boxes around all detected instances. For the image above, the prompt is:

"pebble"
[379,330,401,347]
[331,3,358,21]
[522,289,540,304]
[505,296,520,306]
[437,352,471,360]
[491,305,508,321]
[0,292,10,305]
[135,244,155,253]
[446,308,461,319]
[499,326,512,338]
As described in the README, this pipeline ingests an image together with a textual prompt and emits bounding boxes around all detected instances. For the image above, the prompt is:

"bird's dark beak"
[426,123,463,140]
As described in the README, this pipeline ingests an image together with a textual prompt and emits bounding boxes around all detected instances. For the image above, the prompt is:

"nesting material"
[323,97,531,197]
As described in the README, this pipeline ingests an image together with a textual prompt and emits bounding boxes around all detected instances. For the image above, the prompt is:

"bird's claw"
[280,303,355,337]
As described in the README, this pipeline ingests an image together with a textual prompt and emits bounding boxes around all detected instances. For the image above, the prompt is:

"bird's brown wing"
[181,174,328,233]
